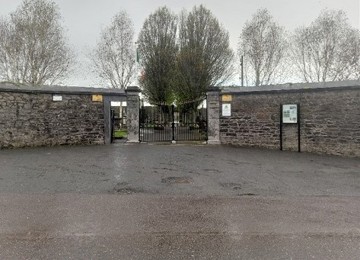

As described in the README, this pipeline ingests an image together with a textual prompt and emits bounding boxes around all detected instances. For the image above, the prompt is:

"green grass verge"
[114,129,127,139]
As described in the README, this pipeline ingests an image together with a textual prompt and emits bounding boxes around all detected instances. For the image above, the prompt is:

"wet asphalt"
[0,143,360,259]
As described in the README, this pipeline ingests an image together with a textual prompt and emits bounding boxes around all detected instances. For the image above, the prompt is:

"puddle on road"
[220,183,242,190]
[237,193,258,197]
[161,177,193,184]
[111,182,145,194]
[220,183,259,196]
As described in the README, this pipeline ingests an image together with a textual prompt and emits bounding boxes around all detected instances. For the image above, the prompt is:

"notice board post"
[280,104,301,152]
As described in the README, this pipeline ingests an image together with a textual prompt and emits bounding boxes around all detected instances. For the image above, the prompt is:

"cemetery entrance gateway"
[139,99,207,142]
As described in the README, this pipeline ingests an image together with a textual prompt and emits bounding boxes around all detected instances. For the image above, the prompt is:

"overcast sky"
[1,0,359,86]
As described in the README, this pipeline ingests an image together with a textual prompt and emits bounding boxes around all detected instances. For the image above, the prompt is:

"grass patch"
[114,129,127,139]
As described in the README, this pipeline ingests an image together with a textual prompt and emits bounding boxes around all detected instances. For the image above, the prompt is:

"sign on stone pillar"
[126,86,141,143]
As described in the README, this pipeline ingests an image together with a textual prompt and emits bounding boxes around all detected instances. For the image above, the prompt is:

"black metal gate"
[139,101,207,142]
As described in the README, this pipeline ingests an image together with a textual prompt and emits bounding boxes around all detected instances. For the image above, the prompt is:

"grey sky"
[1,0,359,86]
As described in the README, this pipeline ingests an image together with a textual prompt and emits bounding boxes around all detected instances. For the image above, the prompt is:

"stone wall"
[0,83,132,148]
[219,82,360,157]
[0,91,105,148]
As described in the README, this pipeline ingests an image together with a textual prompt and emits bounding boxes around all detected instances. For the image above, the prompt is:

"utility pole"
[240,55,244,87]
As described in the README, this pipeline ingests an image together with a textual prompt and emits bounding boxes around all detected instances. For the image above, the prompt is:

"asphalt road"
[0,143,360,259]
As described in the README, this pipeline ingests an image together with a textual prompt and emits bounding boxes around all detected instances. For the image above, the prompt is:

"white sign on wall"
[282,104,298,123]
[222,103,231,117]
[52,95,63,101]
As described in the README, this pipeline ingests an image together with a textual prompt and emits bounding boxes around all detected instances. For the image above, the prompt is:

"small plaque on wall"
[92,95,103,102]
[52,95,62,101]
[222,103,231,116]
[222,95,232,102]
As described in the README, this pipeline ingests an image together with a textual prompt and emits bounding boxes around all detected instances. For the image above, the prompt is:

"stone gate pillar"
[126,86,141,143]
[207,87,221,144]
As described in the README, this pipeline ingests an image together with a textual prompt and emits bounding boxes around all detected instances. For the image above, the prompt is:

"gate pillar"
[206,87,221,144]
[126,86,141,143]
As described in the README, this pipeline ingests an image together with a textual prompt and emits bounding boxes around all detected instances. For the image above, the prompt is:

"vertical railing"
[139,100,207,142]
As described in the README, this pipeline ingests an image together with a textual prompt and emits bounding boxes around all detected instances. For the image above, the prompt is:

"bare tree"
[292,10,360,82]
[137,6,178,105]
[175,5,234,105]
[0,0,73,86]
[92,11,136,89]
[238,9,288,86]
